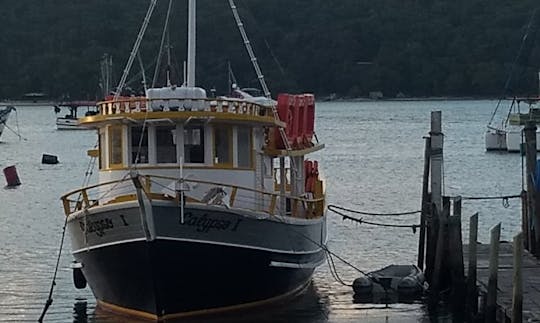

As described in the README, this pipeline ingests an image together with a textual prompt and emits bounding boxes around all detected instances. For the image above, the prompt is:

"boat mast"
[228,0,270,98]
[187,0,196,87]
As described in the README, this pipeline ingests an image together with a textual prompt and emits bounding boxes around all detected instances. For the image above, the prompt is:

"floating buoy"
[3,165,21,187]
[42,154,59,164]
[72,264,87,289]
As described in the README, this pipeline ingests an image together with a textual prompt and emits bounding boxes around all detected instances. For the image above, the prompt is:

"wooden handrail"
[61,174,325,218]
[96,97,274,117]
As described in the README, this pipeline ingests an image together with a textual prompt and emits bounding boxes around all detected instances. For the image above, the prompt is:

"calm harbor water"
[0,100,522,322]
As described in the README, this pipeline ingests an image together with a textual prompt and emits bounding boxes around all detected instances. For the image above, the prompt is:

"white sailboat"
[506,96,540,152]
[485,71,540,152]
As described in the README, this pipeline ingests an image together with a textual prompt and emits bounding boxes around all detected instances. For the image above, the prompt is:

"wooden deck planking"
[464,242,540,322]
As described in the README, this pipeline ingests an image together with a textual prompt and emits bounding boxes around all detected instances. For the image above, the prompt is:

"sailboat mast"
[187,0,196,87]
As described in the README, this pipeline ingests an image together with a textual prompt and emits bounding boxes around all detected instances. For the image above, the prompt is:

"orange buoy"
[3,165,21,187]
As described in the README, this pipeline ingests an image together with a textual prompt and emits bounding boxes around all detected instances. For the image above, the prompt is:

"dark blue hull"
[75,239,318,320]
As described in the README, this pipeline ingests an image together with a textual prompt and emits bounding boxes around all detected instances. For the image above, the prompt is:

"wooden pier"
[417,111,540,322]
[463,242,540,322]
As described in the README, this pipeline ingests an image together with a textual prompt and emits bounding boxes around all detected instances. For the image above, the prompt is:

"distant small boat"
[485,96,540,152]
[485,126,507,151]
[0,106,16,139]
[54,101,98,130]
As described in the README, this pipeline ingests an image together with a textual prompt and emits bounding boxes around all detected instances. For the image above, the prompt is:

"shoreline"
[0,100,57,107]
[0,97,503,107]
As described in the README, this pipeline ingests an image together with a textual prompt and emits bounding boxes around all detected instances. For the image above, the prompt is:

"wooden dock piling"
[485,223,501,323]
[419,111,540,322]
[462,240,540,322]
[512,232,523,323]
[448,197,465,310]
[522,190,530,251]
[425,202,438,284]
[524,121,538,255]
[417,136,431,270]
[466,213,479,319]
[428,111,445,294]
[430,111,443,217]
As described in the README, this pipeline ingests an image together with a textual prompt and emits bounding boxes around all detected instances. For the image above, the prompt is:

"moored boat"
[485,70,540,152]
[505,97,540,152]
[0,106,16,139]
[55,101,98,130]
[61,0,327,320]
[485,126,507,151]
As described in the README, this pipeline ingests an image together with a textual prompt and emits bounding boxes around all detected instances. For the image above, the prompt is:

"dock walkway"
[463,242,540,322]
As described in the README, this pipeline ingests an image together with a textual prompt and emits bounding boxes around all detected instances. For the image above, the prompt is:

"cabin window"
[99,129,106,169]
[156,126,177,163]
[109,126,123,167]
[237,127,252,168]
[184,125,205,163]
[131,126,148,164]
[214,126,232,165]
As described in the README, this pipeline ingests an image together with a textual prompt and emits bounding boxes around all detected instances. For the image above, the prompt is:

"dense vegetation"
[0,0,539,100]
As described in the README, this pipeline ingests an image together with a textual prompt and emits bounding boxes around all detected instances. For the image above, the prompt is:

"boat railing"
[61,174,324,219]
[96,97,273,119]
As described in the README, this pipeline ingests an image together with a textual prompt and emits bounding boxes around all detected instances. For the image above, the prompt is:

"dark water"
[0,101,521,322]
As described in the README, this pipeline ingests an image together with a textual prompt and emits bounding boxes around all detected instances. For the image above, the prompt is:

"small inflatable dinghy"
[353,264,427,297]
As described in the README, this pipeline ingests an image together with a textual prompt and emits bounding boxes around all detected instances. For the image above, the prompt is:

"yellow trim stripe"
[80,111,285,127]
[97,300,158,320]
[265,143,325,157]
[97,278,311,321]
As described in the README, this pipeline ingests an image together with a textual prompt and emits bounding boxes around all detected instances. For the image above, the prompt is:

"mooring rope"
[1,120,26,141]
[325,250,352,286]
[328,206,422,233]
[448,193,522,208]
[458,194,522,200]
[38,142,100,321]
[327,204,421,216]
[38,215,69,322]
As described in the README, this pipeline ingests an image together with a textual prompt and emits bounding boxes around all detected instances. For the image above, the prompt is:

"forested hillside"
[0,0,539,100]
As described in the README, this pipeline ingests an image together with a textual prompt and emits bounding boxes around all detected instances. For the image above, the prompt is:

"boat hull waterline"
[485,129,507,151]
[506,127,540,152]
[56,117,90,130]
[68,202,326,319]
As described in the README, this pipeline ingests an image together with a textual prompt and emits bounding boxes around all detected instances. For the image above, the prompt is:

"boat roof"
[513,96,540,104]
[78,95,284,128]
[57,101,97,108]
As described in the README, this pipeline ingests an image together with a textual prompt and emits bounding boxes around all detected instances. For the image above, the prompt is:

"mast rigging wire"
[152,0,174,88]
[115,0,158,99]
[228,0,271,98]
[487,8,539,127]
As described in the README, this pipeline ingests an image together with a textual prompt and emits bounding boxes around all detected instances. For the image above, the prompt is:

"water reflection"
[353,291,421,305]
[77,282,330,323]
[73,299,88,322]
